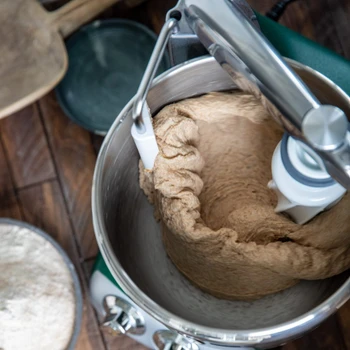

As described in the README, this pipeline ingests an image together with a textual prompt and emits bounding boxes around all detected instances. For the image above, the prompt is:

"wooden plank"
[0,137,22,219]
[0,191,22,219]
[0,137,14,192]
[249,0,326,47]
[91,134,104,156]
[147,0,307,37]
[38,92,98,260]
[83,258,96,281]
[102,332,148,350]
[337,300,350,349]
[247,0,276,13]
[18,180,106,350]
[327,0,350,58]
[124,0,148,7]
[0,103,56,189]
[279,1,315,39]
[281,315,347,350]
[18,180,73,253]
[302,0,344,55]
[249,0,345,58]
[99,0,153,28]
[75,303,107,350]
[147,0,177,34]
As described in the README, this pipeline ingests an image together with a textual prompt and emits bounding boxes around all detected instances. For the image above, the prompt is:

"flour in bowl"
[0,223,76,350]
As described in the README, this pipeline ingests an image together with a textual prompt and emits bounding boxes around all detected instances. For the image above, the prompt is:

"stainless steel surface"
[102,295,145,335]
[166,0,259,66]
[173,0,318,125]
[153,330,200,350]
[302,106,348,151]
[166,0,350,188]
[92,57,350,348]
[132,18,178,132]
[319,139,350,188]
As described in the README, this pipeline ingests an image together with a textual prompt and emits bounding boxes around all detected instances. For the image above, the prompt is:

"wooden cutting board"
[0,0,122,119]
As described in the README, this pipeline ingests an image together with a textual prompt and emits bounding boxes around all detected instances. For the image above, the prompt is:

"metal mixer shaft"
[132,0,350,191]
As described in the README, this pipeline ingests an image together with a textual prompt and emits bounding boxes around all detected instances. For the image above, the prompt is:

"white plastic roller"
[131,102,159,170]
[269,134,347,224]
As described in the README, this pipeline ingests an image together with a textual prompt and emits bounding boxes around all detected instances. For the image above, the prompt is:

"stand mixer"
[90,1,350,349]
[131,0,350,224]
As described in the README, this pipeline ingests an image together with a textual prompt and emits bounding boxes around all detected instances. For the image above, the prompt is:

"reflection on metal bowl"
[92,56,350,348]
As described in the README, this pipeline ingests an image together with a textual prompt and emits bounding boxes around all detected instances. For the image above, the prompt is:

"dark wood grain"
[99,0,154,29]
[91,134,105,156]
[0,191,22,219]
[18,180,73,253]
[0,104,56,188]
[102,332,149,350]
[147,0,177,34]
[279,1,314,39]
[246,0,347,58]
[305,0,344,55]
[327,0,350,58]
[338,301,350,350]
[282,315,347,350]
[0,137,14,193]
[0,136,22,219]
[38,92,98,260]
[75,303,107,350]
[246,0,276,12]
[246,0,323,44]
[17,180,106,350]
[83,258,96,280]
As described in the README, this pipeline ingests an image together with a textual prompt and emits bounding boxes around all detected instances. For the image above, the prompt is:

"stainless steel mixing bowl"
[92,56,350,348]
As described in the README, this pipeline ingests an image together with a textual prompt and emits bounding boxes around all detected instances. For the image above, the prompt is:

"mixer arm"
[166,0,350,189]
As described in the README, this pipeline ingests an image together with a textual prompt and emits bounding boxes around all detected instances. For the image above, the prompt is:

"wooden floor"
[0,0,349,349]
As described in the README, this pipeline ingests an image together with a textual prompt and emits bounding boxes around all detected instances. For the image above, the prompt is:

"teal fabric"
[256,13,350,96]
[92,253,123,291]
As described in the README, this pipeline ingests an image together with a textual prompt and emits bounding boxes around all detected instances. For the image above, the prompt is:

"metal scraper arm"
[167,0,350,189]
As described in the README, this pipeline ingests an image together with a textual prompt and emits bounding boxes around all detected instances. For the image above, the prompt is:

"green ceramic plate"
[56,19,170,135]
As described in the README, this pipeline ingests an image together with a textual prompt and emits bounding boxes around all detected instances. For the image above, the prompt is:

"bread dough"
[140,91,350,300]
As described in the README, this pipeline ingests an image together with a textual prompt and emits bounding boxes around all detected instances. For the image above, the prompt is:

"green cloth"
[256,13,350,96]
[93,253,123,292]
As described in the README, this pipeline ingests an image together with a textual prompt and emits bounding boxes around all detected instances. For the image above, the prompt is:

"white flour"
[0,223,76,350]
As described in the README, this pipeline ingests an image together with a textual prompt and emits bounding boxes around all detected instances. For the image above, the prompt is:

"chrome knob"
[153,330,200,350]
[101,295,145,335]
[302,105,348,151]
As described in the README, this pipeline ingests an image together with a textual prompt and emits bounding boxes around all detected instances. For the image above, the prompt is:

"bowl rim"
[55,18,170,135]
[92,56,350,346]
[0,218,83,350]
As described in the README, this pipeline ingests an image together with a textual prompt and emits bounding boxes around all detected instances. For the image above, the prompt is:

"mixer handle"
[166,0,350,189]
[132,0,350,188]
[167,0,320,129]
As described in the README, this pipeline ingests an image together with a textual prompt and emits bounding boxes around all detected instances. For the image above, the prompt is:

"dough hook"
[131,0,349,223]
